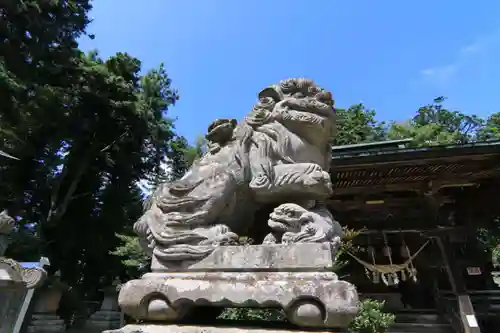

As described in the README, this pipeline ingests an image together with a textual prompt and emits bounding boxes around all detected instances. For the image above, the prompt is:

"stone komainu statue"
[117,79,359,330]
[134,78,342,268]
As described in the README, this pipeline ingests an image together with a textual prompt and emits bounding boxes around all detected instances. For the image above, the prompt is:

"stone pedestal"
[104,324,339,333]
[27,314,64,333]
[27,276,66,333]
[117,242,359,330]
[86,279,122,330]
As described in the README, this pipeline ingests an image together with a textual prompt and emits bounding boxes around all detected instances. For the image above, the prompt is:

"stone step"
[395,313,448,324]
[441,296,500,314]
[388,322,455,333]
[388,312,456,333]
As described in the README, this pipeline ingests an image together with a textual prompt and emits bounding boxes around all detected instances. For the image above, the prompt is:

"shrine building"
[328,139,500,333]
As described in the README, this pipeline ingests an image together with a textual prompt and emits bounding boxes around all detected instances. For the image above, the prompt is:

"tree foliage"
[348,299,396,333]
[477,112,500,141]
[0,0,191,306]
[333,104,387,146]
[183,135,207,167]
[387,97,485,146]
[110,233,151,278]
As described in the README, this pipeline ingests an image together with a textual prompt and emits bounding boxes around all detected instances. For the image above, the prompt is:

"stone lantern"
[27,270,67,332]
[86,277,123,330]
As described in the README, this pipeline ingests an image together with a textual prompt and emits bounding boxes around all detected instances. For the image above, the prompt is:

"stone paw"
[303,170,332,194]
[249,173,272,190]
[263,233,278,244]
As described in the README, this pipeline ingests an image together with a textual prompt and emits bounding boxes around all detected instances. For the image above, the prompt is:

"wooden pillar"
[433,236,481,333]
[423,184,482,333]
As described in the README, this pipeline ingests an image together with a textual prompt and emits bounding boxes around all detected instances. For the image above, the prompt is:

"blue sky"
[78,1,500,143]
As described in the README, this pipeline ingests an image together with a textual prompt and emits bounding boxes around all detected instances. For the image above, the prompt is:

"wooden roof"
[330,140,500,195]
[327,140,500,227]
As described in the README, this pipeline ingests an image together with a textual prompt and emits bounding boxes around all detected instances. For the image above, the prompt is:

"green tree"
[183,135,207,167]
[22,51,181,292]
[112,134,204,278]
[0,0,93,217]
[333,104,387,146]
[387,97,484,146]
[1,3,186,301]
[477,112,500,140]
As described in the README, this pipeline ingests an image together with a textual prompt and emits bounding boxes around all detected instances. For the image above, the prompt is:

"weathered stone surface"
[116,79,359,331]
[0,210,47,289]
[0,259,24,288]
[27,274,67,333]
[134,78,339,267]
[151,243,336,272]
[0,258,47,290]
[0,288,28,333]
[262,203,342,247]
[0,209,15,236]
[104,324,340,333]
[119,271,358,329]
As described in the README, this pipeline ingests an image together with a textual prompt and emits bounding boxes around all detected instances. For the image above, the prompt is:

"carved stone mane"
[134,78,337,269]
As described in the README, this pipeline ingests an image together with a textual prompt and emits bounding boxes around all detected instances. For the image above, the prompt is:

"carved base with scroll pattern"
[117,243,359,330]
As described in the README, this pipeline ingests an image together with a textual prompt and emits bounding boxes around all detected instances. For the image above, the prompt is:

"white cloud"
[460,40,483,55]
[420,29,500,86]
[420,64,458,86]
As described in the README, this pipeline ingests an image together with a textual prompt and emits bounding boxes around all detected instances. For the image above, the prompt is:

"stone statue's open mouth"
[268,219,294,232]
[281,110,327,128]
[282,98,334,119]
[269,213,298,225]
[267,207,304,231]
